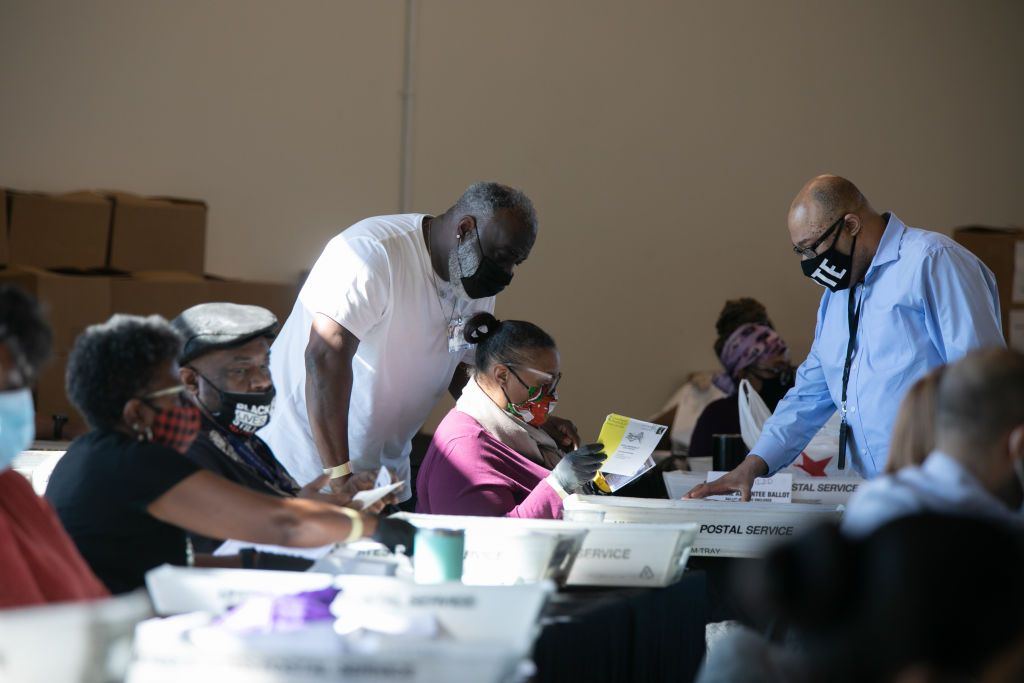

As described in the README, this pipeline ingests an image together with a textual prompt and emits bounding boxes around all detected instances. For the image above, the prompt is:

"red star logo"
[795,452,831,477]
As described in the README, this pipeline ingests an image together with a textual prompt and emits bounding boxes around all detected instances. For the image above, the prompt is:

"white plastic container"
[0,590,152,683]
[395,513,698,588]
[663,470,863,506]
[144,567,551,655]
[391,513,587,586]
[127,612,531,683]
[563,494,844,558]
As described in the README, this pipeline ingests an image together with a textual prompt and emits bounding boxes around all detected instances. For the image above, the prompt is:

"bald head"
[936,348,1024,452]
[789,175,868,236]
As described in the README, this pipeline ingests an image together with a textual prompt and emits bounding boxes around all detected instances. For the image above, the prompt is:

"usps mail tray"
[398,513,698,588]
[563,495,844,559]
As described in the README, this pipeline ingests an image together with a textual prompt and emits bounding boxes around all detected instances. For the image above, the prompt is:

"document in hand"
[351,466,405,509]
[595,414,667,492]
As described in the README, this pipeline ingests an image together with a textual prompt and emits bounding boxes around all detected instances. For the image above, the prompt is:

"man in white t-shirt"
[260,182,579,505]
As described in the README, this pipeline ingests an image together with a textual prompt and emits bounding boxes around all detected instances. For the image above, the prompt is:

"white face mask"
[0,388,35,470]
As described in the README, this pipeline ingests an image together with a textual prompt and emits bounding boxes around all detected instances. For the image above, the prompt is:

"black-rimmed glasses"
[793,214,845,259]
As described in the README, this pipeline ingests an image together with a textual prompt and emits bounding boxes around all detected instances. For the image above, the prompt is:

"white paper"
[1009,308,1024,352]
[352,481,404,509]
[597,414,667,477]
[212,539,336,560]
[1013,240,1024,304]
[704,471,793,504]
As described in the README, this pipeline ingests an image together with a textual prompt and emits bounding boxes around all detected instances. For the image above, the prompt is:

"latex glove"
[373,517,416,556]
[550,443,607,493]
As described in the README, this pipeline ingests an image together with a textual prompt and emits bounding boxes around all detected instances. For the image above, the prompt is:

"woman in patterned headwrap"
[688,323,795,459]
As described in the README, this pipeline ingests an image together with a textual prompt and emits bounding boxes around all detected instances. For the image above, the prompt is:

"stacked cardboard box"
[1,188,299,439]
[953,226,1024,352]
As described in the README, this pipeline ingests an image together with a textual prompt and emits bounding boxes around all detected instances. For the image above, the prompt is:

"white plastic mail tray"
[663,471,864,506]
[398,513,698,588]
[144,567,551,655]
[128,613,529,683]
[0,590,151,683]
[563,495,844,559]
[392,513,587,586]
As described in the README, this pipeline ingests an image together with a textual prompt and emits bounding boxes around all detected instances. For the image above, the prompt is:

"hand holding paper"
[593,414,667,492]
[351,466,404,510]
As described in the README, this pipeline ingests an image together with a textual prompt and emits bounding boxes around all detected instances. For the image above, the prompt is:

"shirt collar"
[865,212,905,276]
[920,450,1008,511]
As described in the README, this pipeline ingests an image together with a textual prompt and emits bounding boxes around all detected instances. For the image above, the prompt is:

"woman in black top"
[46,314,413,594]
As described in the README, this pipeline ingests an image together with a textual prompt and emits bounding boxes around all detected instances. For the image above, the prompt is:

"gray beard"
[447,238,481,301]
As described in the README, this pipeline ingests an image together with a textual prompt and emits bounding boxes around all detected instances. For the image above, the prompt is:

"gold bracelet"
[324,462,352,480]
[338,506,364,543]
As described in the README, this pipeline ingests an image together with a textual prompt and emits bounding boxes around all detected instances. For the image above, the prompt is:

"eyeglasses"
[793,214,845,259]
[138,384,189,407]
[508,365,561,399]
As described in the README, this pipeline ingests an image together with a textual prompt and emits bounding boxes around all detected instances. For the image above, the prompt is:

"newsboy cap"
[172,302,278,364]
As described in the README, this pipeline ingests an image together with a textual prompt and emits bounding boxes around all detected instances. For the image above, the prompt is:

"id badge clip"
[447,317,472,354]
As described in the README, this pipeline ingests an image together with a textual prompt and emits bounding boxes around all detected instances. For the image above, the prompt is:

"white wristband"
[544,474,569,500]
[338,506,364,543]
[324,462,352,480]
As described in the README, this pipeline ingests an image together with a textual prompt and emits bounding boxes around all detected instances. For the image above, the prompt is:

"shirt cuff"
[544,474,569,500]
[751,435,792,476]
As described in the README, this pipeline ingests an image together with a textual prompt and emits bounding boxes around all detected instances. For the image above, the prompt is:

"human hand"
[683,455,768,502]
[372,517,416,556]
[299,473,355,507]
[550,443,607,493]
[541,415,581,450]
[341,469,401,513]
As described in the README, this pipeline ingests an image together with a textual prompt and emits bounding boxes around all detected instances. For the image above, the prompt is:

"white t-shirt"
[258,214,494,501]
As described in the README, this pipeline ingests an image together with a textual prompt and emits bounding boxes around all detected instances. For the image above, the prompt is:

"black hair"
[757,515,1024,682]
[65,314,183,430]
[462,312,555,372]
[0,285,53,384]
[713,297,773,357]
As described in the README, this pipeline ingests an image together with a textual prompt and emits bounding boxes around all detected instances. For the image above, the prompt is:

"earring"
[133,423,152,442]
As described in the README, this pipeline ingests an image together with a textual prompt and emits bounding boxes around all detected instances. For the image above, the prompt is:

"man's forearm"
[305,358,353,469]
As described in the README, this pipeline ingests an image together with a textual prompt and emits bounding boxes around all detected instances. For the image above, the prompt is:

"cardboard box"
[206,278,299,324]
[1,188,10,265]
[110,271,212,321]
[8,191,112,270]
[953,226,1024,340]
[0,266,112,352]
[34,352,90,440]
[107,193,206,275]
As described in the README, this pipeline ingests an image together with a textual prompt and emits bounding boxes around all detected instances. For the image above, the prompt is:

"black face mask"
[802,233,857,291]
[196,372,276,435]
[459,228,513,299]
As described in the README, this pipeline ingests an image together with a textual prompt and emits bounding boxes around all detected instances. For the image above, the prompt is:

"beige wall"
[3,1,1023,436]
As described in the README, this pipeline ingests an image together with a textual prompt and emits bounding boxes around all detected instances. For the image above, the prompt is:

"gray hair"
[66,314,183,430]
[451,182,537,231]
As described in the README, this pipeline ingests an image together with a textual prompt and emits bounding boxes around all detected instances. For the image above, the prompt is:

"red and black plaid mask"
[148,403,201,454]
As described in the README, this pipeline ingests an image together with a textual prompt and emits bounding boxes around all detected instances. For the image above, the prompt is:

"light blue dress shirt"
[753,213,1003,478]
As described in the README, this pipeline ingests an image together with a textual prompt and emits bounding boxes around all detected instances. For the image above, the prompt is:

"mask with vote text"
[802,234,857,291]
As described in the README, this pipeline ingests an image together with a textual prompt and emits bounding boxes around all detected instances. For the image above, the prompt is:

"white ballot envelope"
[352,466,405,509]
[704,471,793,503]
[595,414,667,491]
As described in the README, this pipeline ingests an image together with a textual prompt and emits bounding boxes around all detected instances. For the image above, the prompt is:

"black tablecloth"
[532,571,707,683]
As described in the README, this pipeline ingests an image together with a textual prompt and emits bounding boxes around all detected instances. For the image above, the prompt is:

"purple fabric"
[216,587,340,634]
[713,323,788,395]
[416,409,564,519]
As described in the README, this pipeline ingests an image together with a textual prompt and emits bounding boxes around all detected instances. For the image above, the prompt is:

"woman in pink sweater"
[416,313,606,519]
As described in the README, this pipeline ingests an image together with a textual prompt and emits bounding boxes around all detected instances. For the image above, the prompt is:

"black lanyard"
[837,285,862,469]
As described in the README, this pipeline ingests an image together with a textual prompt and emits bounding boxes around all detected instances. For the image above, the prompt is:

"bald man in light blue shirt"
[688,175,1003,501]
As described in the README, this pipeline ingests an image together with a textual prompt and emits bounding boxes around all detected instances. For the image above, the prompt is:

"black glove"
[550,443,607,493]
[372,517,416,556]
